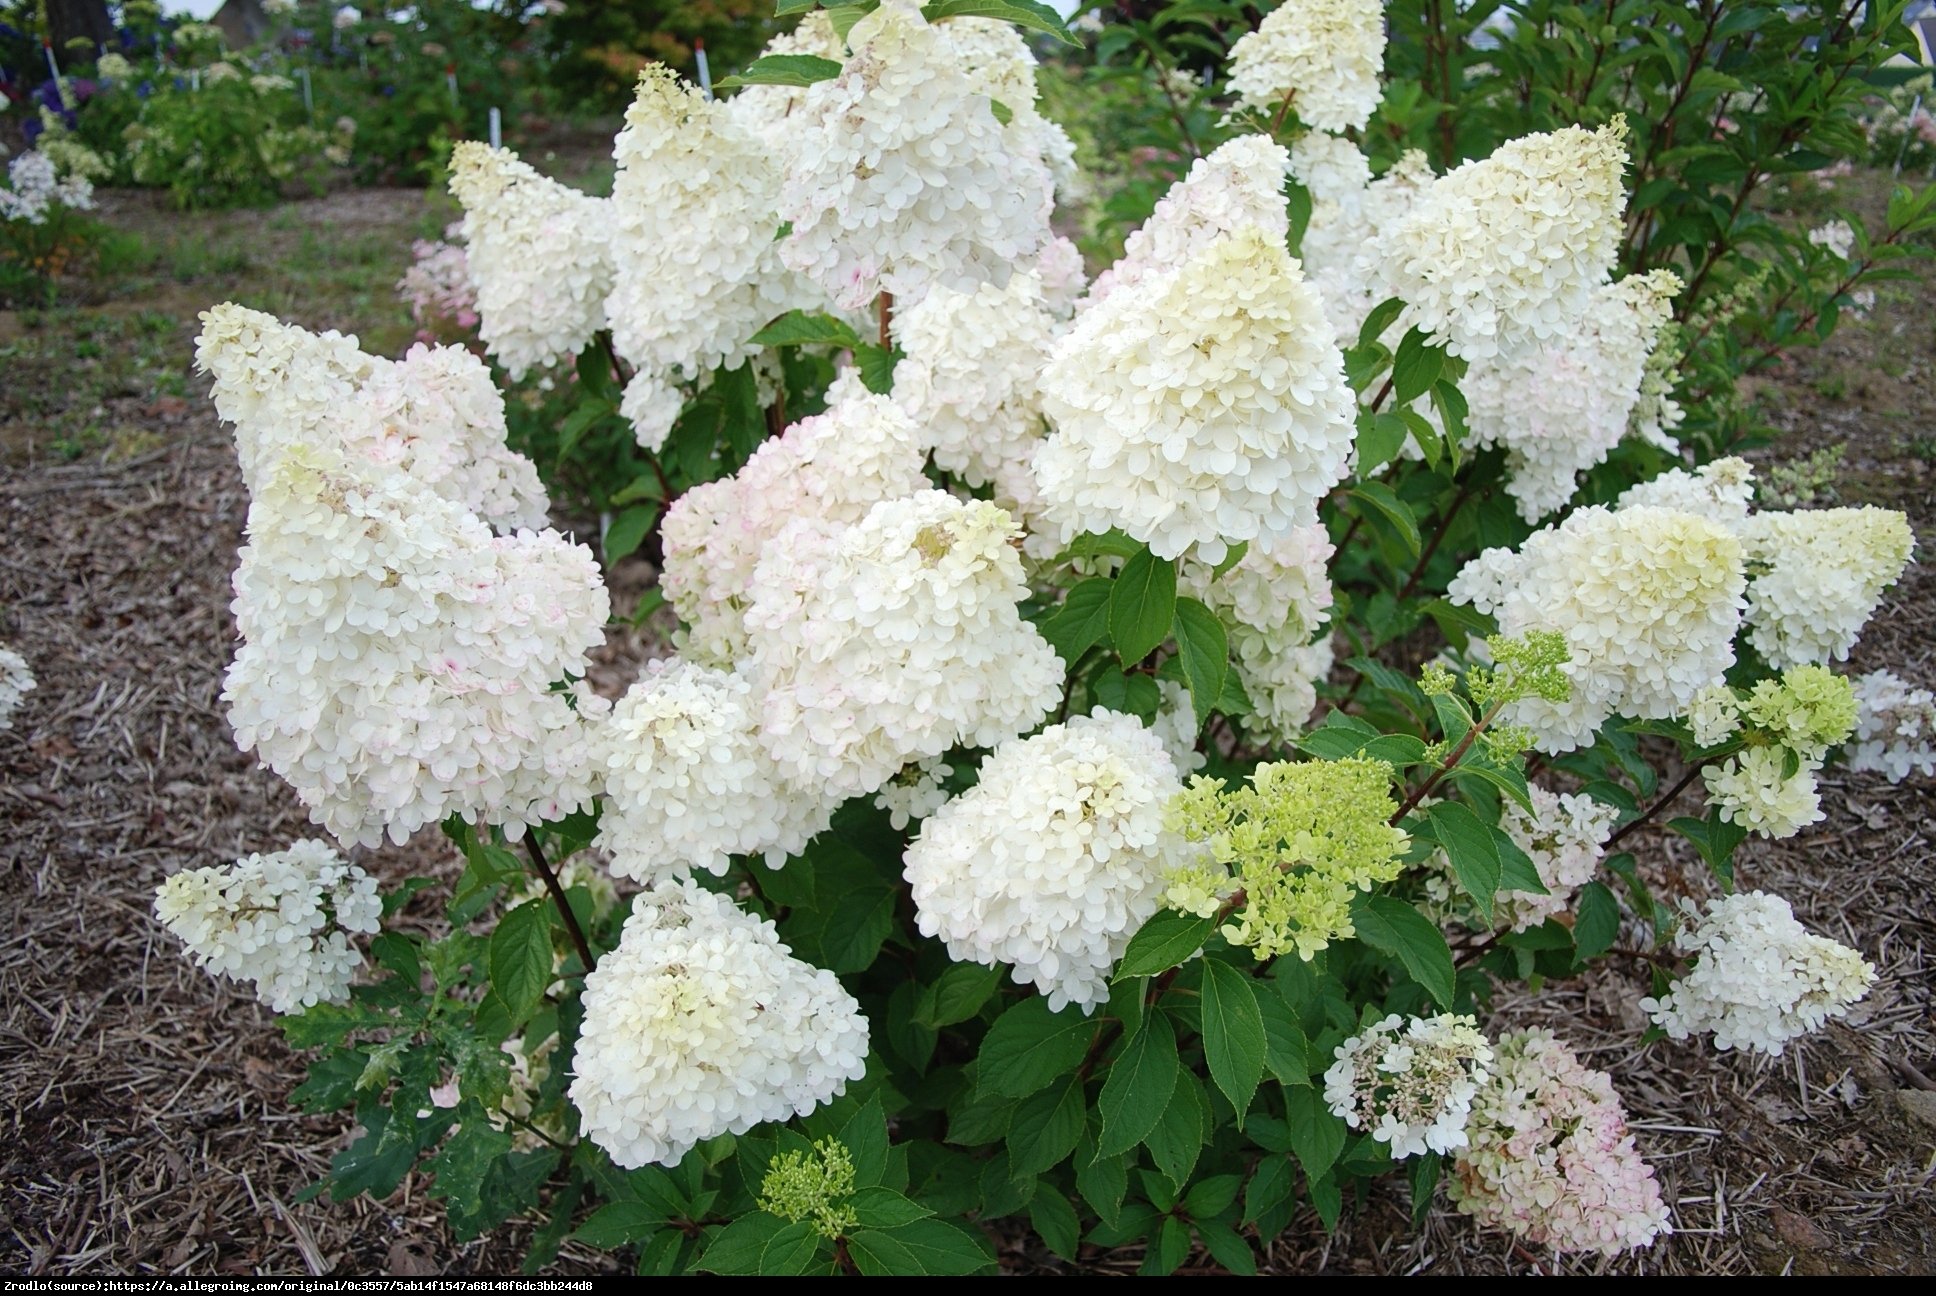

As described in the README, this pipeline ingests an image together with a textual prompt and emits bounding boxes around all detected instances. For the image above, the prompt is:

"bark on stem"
[523,831,596,975]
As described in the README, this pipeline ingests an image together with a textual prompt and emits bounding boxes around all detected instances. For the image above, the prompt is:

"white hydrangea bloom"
[1686,684,1742,748]
[1033,235,1089,319]
[570,880,869,1169]
[1453,1030,1671,1256]
[1306,148,1437,346]
[1427,785,1617,932]
[1702,747,1824,839]
[891,269,1057,488]
[1151,680,1208,776]
[778,0,1052,311]
[1448,505,1746,752]
[605,67,810,407]
[1289,130,1372,208]
[1381,120,1629,361]
[0,148,95,224]
[1083,136,1289,308]
[1808,219,1855,260]
[1227,0,1386,133]
[154,840,381,1012]
[619,370,687,453]
[1462,271,1683,521]
[1737,507,1914,667]
[1616,456,1756,528]
[1642,891,1875,1055]
[1324,1013,1495,1159]
[1847,669,1936,781]
[724,13,847,154]
[0,643,34,731]
[660,373,928,666]
[903,710,1184,1013]
[874,755,955,830]
[1180,525,1336,741]
[745,490,1063,799]
[448,142,613,379]
[595,658,833,882]
[1035,226,1356,564]
[946,16,1082,198]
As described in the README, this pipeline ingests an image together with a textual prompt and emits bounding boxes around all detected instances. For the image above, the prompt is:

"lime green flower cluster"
[1739,664,1857,759]
[758,1138,858,1240]
[1162,758,1410,961]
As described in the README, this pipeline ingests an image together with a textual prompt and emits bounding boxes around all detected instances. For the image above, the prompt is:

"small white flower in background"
[874,755,955,830]
[1737,506,1914,668]
[1452,1029,1671,1255]
[1149,680,1208,776]
[1703,746,1824,839]
[1849,287,1877,318]
[0,149,95,225]
[1324,1013,1494,1159]
[1641,891,1875,1055]
[1847,669,1936,781]
[1617,456,1756,528]
[1227,0,1387,133]
[569,880,869,1169]
[154,840,380,1013]
[448,142,613,380]
[0,644,35,730]
[1807,219,1855,260]
[904,710,1184,1014]
[334,6,361,30]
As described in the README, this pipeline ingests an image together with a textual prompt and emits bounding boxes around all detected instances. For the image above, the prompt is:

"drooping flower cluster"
[1226,0,1387,133]
[1451,1029,1671,1255]
[1847,669,1936,781]
[153,840,381,1012]
[778,0,1052,310]
[448,141,613,379]
[1179,526,1336,741]
[1425,784,1617,932]
[1163,758,1409,960]
[569,880,869,1169]
[1641,891,1876,1055]
[0,644,33,730]
[903,710,1184,1013]
[1736,507,1914,667]
[1449,504,1747,752]
[0,149,95,224]
[1323,1013,1495,1159]
[396,225,477,342]
[1035,225,1356,563]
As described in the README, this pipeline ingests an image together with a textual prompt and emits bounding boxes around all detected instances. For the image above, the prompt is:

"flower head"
[1323,1013,1494,1159]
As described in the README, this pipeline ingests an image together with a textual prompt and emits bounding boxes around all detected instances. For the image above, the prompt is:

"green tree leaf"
[1143,1070,1210,1189]
[1199,959,1267,1123]
[1195,1218,1257,1276]
[1284,1084,1345,1182]
[1115,910,1215,979]
[1172,597,1229,726]
[572,1199,668,1249]
[1243,1154,1297,1237]
[977,997,1098,1099]
[490,901,553,1025]
[1347,481,1421,557]
[604,504,659,564]
[1356,409,1410,474]
[917,962,1003,1028]
[1352,895,1457,1009]
[1097,1012,1180,1156]
[847,1219,996,1275]
[748,308,863,350]
[922,0,1079,45]
[1427,800,1502,927]
[850,1186,933,1230]
[1007,1075,1086,1177]
[714,54,844,90]
[697,1213,788,1275]
[1038,577,1113,663]
[1140,1214,1192,1276]
[1392,326,1445,405]
[840,1095,890,1187]
[1109,546,1177,665]
[1029,1187,1082,1261]
[1574,881,1621,962]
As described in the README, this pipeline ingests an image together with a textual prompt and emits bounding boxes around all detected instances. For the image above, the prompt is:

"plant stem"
[1390,700,1506,825]
[1604,759,1711,849]
[877,291,894,350]
[1394,480,1474,601]
[523,831,596,975]
[1270,89,1297,136]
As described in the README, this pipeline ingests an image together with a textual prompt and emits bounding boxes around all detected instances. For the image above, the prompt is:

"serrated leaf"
[1200,960,1267,1123]
[1172,597,1228,727]
[840,1095,890,1187]
[922,0,1078,44]
[760,1219,826,1275]
[849,1186,932,1230]
[1008,1074,1086,1177]
[1392,327,1445,405]
[1115,910,1214,979]
[1109,546,1177,665]
[1574,881,1621,962]
[1243,1154,1296,1237]
[1308,1171,1343,1232]
[604,504,659,563]
[1356,409,1410,473]
[490,901,553,1025]
[1410,1153,1442,1228]
[1075,1135,1128,1227]
[697,1213,788,1274]
[1195,1217,1257,1275]
[1351,895,1456,1009]
[853,343,900,394]
[977,996,1098,1099]
[1029,1187,1081,1261]
[847,1219,995,1275]
[1143,1070,1209,1189]
[1347,481,1421,557]
[748,308,862,350]
[572,1199,667,1249]
[715,53,843,90]
[917,962,1003,1028]
[1358,296,1405,348]
[1097,1012,1180,1156]
[1427,801,1501,927]
[1284,1085,1345,1182]
[1257,993,1310,1086]
[1494,830,1548,895]
[1038,577,1113,663]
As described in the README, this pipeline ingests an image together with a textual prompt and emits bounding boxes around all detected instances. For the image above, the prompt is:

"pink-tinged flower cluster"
[397,226,479,344]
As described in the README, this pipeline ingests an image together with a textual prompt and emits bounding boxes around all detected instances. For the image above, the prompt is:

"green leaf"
[1356,409,1410,474]
[715,53,843,90]
[1574,881,1621,962]
[369,931,419,986]
[1097,1012,1180,1156]
[572,1199,667,1249]
[1055,528,1142,563]
[1257,993,1310,1086]
[1410,1153,1442,1229]
[1038,577,1113,664]
[748,308,862,350]
[1008,1074,1086,1177]
[850,1186,933,1230]
[1075,1134,1129,1227]
[1172,597,1229,727]
[840,1095,891,1187]
[988,98,1013,126]
[1352,895,1456,1009]
[1029,1187,1082,1262]
[773,0,823,14]
[759,1219,826,1275]
[1183,1173,1242,1219]
[1210,540,1249,580]
[1347,481,1421,557]
[922,0,1078,44]
[977,996,1098,1099]
[853,343,901,394]
[490,901,554,1025]
[1493,831,1548,894]
[1358,296,1405,349]
[1307,1171,1343,1232]
[697,1213,788,1275]
[1391,327,1445,405]
[1140,1215,1192,1276]
[1143,1070,1209,1189]
[1109,546,1177,665]
[604,504,659,563]
[1284,1085,1345,1182]
[847,1219,995,1276]
[1669,811,1747,889]
[558,400,612,459]
[290,1050,367,1113]
[1115,910,1215,979]
[1243,1155,1297,1237]
[1194,1218,1257,1276]
[917,962,1003,1028]
[1200,960,1267,1123]
[1427,801,1501,927]
[426,1112,517,1238]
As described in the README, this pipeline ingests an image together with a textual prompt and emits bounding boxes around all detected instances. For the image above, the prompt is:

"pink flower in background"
[397,225,480,345]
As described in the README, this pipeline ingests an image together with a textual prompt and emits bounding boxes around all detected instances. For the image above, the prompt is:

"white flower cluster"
[1427,785,1617,932]
[1035,225,1355,564]
[0,149,95,224]
[1847,669,1936,781]
[1179,526,1336,741]
[569,880,869,1169]
[874,756,955,830]
[1449,504,1746,752]
[1808,219,1856,260]
[723,12,845,153]
[448,142,613,380]
[1642,891,1876,1055]
[1323,1013,1495,1159]
[0,643,33,731]
[1150,680,1209,776]
[605,66,809,450]
[1737,507,1914,667]
[778,1,1052,310]
[1702,746,1824,839]
[1227,0,1386,133]
[946,17,1082,199]
[199,304,608,849]
[1452,1029,1671,1255]
[904,711,1184,1013]
[154,840,380,1012]
[1617,456,1756,525]
[1381,120,1630,361]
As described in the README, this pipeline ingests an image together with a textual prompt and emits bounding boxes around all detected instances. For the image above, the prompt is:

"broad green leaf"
[1075,1134,1128,1227]
[557,399,611,459]
[714,54,843,90]
[847,1219,995,1275]
[849,1186,933,1230]
[1054,528,1142,563]
[760,1220,826,1275]
[573,1200,668,1249]
[427,1113,518,1238]
[1097,1012,1180,1156]
[1115,910,1215,979]
[1109,546,1177,664]
[490,901,553,1025]
[1574,881,1621,962]
[1427,800,1501,926]
[1358,296,1405,349]
[917,962,1003,1028]
[1356,409,1410,473]
[748,309,863,350]
[1008,1074,1086,1177]
[1200,960,1267,1123]
[1494,830,1549,894]
[697,1213,788,1275]
[1183,1173,1242,1219]
[1410,1153,1442,1228]
[921,0,1079,45]
[1029,1187,1082,1262]
[977,996,1097,1099]
[1308,1171,1343,1232]
[988,98,1013,125]
[1038,577,1113,663]
[840,1095,890,1187]
[604,504,658,564]
[1256,993,1310,1086]
[290,1050,366,1113]
[1284,1084,1345,1182]
[1243,1155,1297,1237]
[1195,1218,1257,1276]
[1391,327,1445,405]
[1140,1215,1192,1276]
[1143,1070,1209,1189]
[853,343,900,394]
[1347,481,1421,557]
[1352,895,1456,1009]
[1172,597,1229,727]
